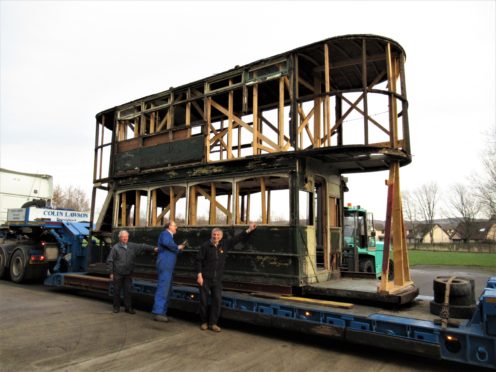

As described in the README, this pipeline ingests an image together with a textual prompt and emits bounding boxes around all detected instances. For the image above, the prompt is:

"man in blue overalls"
[152,221,185,322]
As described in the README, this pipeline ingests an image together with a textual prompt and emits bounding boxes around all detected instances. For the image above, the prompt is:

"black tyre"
[10,250,29,283]
[433,276,473,298]
[429,300,476,319]
[359,257,375,274]
[0,248,6,279]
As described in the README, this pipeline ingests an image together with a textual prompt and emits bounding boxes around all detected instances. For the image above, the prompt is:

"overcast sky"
[1,1,495,220]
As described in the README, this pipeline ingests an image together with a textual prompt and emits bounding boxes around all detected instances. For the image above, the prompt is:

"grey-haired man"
[107,230,157,314]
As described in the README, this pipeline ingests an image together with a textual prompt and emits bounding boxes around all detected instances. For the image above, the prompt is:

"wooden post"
[206,98,211,162]
[209,183,216,224]
[227,194,232,224]
[246,193,251,222]
[186,88,191,136]
[313,75,322,148]
[121,193,127,227]
[278,77,285,148]
[386,43,398,148]
[135,191,140,226]
[261,177,267,224]
[150,112,155,134]
[170,187,176,222]
[267,189,271,223]
[379,162,413,294]
[228,82,233,159]
[236,183,241,224]
[324,43,331,146]
[362,39,369,145]
[189,186,197,225]
[151,190,157,226]
[253,84,259,155]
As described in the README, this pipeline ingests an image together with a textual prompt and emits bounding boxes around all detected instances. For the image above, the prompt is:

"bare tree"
[476,125,496,218]
[414,182,439,244]
[402,190,419,247]
[51,185,90,211]
[448,183,481,242]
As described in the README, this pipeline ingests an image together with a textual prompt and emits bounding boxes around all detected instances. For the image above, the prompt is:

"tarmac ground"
[0,266,493,372]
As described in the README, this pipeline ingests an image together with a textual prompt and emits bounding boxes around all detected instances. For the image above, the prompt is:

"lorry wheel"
[359,258,375,273]
[10,250,29,283]
[0,249,6,279]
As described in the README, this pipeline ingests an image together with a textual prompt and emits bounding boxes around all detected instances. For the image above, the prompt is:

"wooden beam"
[210,98,282,153]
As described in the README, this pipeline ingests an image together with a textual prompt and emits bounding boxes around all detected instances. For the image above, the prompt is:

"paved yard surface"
[1,267,493,372]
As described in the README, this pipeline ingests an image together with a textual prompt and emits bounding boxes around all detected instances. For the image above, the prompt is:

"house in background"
[452,219,496,242]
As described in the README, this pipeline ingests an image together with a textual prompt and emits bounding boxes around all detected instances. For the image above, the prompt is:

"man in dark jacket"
[107,230,156,314]
[196,223,256,332]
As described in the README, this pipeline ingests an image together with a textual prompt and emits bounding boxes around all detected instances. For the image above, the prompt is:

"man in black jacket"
[196,223,256,332]
[107,230,157,314]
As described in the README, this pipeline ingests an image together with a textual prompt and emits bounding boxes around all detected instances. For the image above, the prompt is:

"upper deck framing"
[93,34,410,184]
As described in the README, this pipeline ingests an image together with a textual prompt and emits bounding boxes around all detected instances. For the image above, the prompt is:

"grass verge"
[409,250,496,271]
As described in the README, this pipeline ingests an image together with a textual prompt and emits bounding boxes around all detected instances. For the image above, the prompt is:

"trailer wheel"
[0,249,6,279]
[10,250,29,283]
[359,257,375,274]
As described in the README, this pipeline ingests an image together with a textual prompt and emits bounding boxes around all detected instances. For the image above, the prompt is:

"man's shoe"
[125,308,136,314]
[200,323,208,331]
[113,307,120,313]
[153,314,169,322]
[210,324,221,332]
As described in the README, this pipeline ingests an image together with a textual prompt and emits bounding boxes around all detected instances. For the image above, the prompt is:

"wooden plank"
[251,292,354,309]
[324,43,331,147]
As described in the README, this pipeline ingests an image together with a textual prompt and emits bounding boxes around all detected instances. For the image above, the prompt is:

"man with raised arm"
[107,230,157,314]
[196,223,257,332]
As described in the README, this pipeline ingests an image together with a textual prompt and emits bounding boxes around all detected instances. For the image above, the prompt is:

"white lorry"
[0,168,53,224]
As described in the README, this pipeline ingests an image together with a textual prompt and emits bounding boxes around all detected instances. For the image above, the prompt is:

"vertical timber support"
[379,162,412,293]
[253,84,259,155]
[324,43,331,147]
